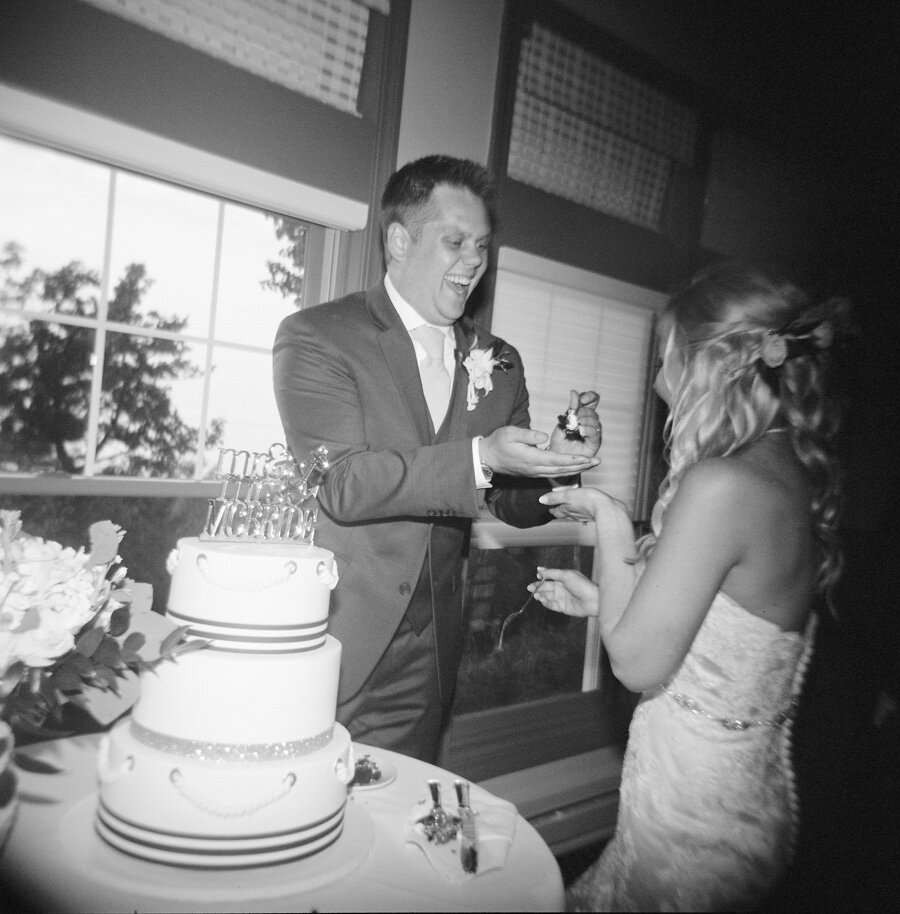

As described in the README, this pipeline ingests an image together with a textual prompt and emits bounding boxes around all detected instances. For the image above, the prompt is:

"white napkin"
[404,794,518,883]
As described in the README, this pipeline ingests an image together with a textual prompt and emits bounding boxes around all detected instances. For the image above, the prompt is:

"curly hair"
[639,262,849,605]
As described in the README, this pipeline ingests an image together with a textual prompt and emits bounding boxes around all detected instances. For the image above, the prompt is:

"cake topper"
[201,444,329,545]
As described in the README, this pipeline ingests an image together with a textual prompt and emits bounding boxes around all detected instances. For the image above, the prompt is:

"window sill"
[0,474,219,498]
[472,510,595,549]
[479,746,623,855]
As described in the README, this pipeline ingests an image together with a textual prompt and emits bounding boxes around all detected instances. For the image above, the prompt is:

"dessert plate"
[350,753,397,791]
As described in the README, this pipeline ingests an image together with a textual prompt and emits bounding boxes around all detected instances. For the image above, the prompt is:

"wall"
[396,0,504,168]
[0,1,390,211]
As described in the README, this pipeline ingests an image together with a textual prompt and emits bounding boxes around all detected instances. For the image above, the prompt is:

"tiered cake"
[95,445,353,868]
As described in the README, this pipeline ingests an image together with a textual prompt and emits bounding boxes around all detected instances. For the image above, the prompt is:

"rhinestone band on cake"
[130,719,335,762]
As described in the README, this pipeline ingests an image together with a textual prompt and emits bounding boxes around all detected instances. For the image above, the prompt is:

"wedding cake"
[95,445,354,868]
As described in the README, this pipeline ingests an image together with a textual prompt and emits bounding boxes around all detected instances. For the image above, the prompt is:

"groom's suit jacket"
[274,281,553,704]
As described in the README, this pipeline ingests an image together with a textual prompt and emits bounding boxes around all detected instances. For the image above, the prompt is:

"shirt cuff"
[473,436,492,488]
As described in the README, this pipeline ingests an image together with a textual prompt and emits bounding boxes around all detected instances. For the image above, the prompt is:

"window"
[441,250,664,815]
[0,133,329,480]
[78,0,392,118]
[488,0,708,291]
[509,22,698,233]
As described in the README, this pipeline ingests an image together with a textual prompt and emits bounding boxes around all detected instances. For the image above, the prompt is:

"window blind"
[79,0,390,116]
[490,249,664,512]
[507,22,698,232]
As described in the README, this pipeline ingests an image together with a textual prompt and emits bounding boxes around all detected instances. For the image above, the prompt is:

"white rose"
[12,623,77,668]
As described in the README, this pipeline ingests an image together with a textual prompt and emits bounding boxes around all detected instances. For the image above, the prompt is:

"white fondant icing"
[135,636,341,744]
[96,537,348,868]
[167,538,336,631]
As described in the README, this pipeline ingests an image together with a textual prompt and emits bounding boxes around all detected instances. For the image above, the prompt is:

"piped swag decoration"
[457,337,514,411]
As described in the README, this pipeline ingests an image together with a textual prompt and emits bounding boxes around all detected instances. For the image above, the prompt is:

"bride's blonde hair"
[638,262,848,604]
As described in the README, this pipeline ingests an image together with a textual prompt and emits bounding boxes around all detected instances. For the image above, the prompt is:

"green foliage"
[262,216,307,309]
[451,545,592,714]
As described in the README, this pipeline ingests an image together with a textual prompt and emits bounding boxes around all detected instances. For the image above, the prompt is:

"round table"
[1,733,564,912]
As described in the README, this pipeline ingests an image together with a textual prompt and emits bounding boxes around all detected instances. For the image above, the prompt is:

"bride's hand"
[538,485,606,523]
[540,486,631,532]
[528,567,599,617]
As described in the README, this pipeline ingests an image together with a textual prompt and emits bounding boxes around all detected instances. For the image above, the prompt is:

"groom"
[274,155,601,762]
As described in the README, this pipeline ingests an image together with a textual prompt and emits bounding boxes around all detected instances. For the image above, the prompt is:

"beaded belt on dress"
[660,683,799,731]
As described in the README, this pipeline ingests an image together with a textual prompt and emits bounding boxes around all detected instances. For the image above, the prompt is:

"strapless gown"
[568,591,817,912]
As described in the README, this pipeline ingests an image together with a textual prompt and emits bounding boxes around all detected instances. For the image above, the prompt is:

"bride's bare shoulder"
[677,453,798,512]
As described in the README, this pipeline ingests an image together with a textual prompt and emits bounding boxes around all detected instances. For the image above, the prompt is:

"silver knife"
[454,779,478,873]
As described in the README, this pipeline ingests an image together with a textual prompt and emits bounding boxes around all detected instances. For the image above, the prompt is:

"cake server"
[417,779,458,844]
[454,779,478,873]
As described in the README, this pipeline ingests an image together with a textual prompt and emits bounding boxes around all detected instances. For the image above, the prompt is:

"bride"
[531,262,849,911]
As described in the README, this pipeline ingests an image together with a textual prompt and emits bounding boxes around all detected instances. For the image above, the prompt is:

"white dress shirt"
[383,275,491,488]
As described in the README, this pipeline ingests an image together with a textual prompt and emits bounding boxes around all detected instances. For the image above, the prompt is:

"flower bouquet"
[0,509,199,738]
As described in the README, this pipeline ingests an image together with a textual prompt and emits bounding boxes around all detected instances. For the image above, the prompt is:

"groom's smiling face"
[387,183,491,327]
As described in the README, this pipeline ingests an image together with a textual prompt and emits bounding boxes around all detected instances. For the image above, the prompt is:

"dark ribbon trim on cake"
[166,610,328,631]
[96,800,345,868]
[165,610,327,652]
[130,720,334,761]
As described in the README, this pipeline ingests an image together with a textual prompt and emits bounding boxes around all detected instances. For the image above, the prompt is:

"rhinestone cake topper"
[202,443,329,545]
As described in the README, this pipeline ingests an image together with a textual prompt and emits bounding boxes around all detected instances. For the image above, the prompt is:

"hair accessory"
[760,334,789,368]
[759,318,834,369]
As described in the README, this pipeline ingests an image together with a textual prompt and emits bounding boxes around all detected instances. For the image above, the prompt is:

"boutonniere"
[457,336,514,411]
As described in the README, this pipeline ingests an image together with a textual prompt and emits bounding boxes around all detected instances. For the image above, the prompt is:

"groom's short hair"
[380,155,497,245]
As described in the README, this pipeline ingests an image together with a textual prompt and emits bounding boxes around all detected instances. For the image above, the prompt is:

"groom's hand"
[480,426,600,477]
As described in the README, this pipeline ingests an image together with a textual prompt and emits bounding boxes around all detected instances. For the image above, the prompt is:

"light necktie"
[411,324,451,428]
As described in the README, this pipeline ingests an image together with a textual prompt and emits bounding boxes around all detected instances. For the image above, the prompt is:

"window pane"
[0,134,322,481]
[110,172,219,331]
[0,135,109,287]
[0,315,94,473]
[206,345,286,460]
[215,205,305,349]
[100,331,207,478]
[452,544,592,714]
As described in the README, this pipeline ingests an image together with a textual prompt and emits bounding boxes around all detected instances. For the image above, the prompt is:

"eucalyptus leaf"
[122,632,147,652]
[95,667,120,691]
[75,626,104,657]
[65,652,94,675]
[159,624,193,655]
[119,648,143,667]
[94,636,122,667]
[108,605,132,638]
[50,668,83,692]
[169,638,210,658]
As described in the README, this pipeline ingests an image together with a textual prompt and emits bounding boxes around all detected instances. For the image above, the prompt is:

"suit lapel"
[368,284,433,444]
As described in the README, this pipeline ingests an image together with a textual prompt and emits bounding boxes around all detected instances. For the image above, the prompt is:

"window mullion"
[83,168,117,476]
[195,201,226,479]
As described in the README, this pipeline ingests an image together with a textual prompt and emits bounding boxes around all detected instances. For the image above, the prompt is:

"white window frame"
[0,82,362,497]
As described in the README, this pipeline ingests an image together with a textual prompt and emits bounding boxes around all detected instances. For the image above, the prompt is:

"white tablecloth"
[1,734,564,912]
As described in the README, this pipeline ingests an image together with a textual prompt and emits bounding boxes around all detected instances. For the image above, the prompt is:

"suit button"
[399,582,411,596]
